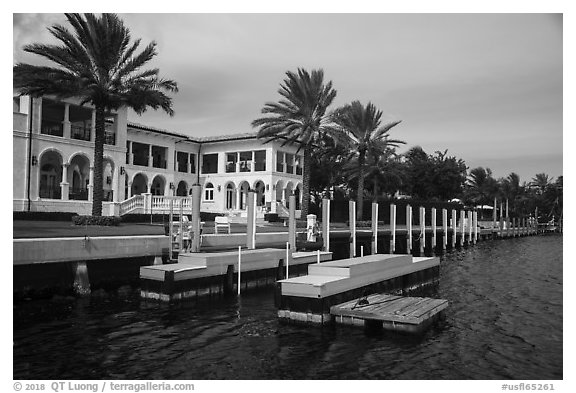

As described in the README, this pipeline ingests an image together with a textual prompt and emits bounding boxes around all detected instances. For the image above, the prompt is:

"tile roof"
[127,122,258,143]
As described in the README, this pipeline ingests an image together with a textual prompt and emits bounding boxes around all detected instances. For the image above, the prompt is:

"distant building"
[13,96,303,217]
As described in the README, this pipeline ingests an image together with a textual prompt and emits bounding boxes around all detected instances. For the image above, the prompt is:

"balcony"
[71,125,91,141]
[41,121,64,137]
[133,155,149,167]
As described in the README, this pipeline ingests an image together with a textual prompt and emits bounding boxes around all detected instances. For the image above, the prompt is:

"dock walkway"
[330,293,448,334]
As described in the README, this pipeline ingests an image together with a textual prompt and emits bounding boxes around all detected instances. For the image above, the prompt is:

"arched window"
[204,182,214,201]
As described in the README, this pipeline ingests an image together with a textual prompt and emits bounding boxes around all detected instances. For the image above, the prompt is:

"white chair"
[215,216,231,234]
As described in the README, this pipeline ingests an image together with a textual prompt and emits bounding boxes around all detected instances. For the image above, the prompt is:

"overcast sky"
[13,13,563,182]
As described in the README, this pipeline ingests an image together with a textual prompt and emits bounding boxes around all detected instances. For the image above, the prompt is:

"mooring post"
[247,190,257,249]
[473,211,478,244]
[535,207,539,234]
[288,194,296,252]
[468,210,473,245]
[442,208,448,252]
[460,210,465,247]
[406,204,412,254]
[493,197,497,232]
[285,241,290,279]
[390,203,396,254]
[237,246,242,296]
[419,206,425,256]
[168,198,174,258]
[349,200,356,257]
[72,261,91,296]
[179,200,184,252]
[431,207,437,254]
[371,202,378,254]
[317,249,321,264]
[322,198,330,252]
[190,184,202,253]
[451,209,457,249]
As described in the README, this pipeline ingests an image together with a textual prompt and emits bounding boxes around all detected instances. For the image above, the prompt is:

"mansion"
[13,96,304,217]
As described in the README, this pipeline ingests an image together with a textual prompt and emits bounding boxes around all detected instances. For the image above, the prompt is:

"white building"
[13,96,304,217]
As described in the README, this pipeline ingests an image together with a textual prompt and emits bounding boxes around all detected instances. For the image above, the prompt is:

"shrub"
[14,211,79,221]
[264,213,282,222]
[72,215,122,226]
[121,212,223,223]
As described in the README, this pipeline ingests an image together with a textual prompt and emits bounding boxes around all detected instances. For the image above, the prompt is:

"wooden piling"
[493,197,497,230]
[247,191,256,249]
[322,198,330,252]
[179,200,184,252]
[168,198,174,257]
[460,210,465,247]
[191,184,202,252]
[467,211,473,245]
[431,207,437,254]
[451,209,457,248]
[407,204,412,254]
[473,211,478,244]
[288,194,296,251]
[390,203,396,254]
[419,207,425,256]
[349,200,356,257]
[442,208,448,251]
[371,202,378,254]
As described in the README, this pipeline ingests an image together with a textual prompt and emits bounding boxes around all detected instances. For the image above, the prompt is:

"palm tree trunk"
[301,146,312,217]
[357,151,365,221]
[91,106,105,216]
[373,176,379,202]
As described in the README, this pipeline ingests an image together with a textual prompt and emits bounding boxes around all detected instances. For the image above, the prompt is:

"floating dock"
[140,248,332,301]
[330,293,448,334]
[277,254,440,325]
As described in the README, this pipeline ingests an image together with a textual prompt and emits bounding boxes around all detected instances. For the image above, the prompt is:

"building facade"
[13,96,303,217]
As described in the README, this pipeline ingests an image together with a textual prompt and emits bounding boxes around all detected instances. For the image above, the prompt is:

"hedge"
[72,215,122,226]
[14,211,79,221]
[121,212,224,223]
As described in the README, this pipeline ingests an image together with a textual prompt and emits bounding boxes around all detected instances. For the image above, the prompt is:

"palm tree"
[465,167,499,206]
[333,101,403,220]
[531,173,553,194]
[252,68,338,217]
[13,13,178,216]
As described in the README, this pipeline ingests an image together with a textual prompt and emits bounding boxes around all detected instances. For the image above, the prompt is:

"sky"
[12,12,563,183]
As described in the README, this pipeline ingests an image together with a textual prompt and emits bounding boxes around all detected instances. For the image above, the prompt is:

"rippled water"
[13,235,562,379]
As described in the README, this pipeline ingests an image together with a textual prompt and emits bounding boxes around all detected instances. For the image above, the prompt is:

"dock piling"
[247,191,257,249]
[288,194,296,251]
[285,242,290,279]
[72,261,91,296]
[406,204,413,254]
[451,209,457,249]
[322,198,330,252]
[349,201,357,257]
[191,184,202,252]
[237,246,242,296]
[432,207,437,254]
[460,210,465,247]
[419,207,425,256]
[442,208,448,251]
[390,203,396,254]
[371,202,378,254]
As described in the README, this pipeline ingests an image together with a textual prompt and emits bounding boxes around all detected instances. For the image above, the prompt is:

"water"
[13,235,562,379]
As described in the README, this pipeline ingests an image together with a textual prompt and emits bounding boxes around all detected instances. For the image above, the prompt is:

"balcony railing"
[71,125,91,141]
[133,155,149,167]
[39,186,61,200]
[255,161,266,171]
[41,122,64,137]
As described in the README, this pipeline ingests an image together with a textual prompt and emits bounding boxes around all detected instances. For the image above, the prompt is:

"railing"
[39,186,61,200]
[151,196,191,212]
[71,125,91,141]
[119,195,144,215]
[69,188,88,201]
[152,158,167,169]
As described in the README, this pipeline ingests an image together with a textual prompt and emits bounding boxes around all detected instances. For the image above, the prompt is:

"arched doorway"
[238,181,250,210]
[295,184,302,210]
[285,181,294,208]
[275,180,283,202]
[68,153,90,200]
[254,180,265,207]
[225,182,236,210]
[131,173,148,196]
[102,158,115,202]
[151,175,165,196]
[38,150,63,199]
[176,181,188,196]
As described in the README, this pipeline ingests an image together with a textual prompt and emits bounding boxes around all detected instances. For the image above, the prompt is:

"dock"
[330,293,448,334]
[277,254,440,325]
